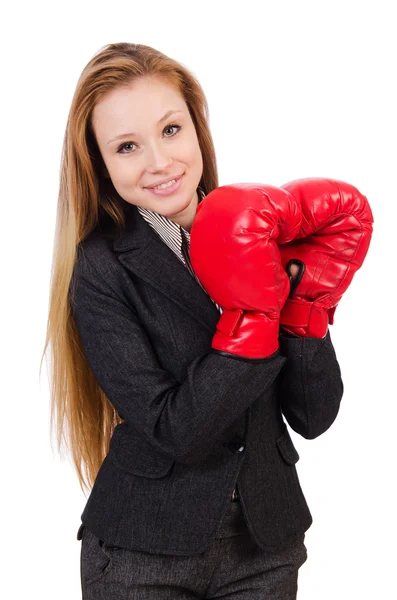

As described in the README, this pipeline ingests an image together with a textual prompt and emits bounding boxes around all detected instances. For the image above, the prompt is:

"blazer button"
[224,436,246,455]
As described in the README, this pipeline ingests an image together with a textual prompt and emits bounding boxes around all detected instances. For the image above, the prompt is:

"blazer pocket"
[276,425,300,465]
[109,424,175,478]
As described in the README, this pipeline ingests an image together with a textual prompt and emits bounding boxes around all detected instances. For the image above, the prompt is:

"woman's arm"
[277,327,344,439]
[69,244,287,465]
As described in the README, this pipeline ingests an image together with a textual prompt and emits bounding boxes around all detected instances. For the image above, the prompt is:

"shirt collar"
[136,186,206,246]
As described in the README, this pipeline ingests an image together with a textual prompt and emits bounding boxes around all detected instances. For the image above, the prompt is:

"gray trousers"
[79,500,307,599]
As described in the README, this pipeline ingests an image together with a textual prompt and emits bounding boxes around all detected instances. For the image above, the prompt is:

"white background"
[2,0,395,597]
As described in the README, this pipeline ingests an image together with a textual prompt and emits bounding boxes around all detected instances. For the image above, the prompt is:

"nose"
[145,142,173,172]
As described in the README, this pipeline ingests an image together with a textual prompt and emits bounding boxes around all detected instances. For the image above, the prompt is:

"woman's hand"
[190,183,302,359]
[278,177,374,338]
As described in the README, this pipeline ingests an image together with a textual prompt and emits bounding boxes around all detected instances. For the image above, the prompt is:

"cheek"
[106,165,137,198]
[181,138,203,168]
[112,161,139,185]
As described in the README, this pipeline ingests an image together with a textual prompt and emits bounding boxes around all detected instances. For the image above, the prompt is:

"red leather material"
[278,178,374,338]
[190,183,302,358]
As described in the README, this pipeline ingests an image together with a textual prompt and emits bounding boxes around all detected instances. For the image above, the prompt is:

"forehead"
[92,77,187,138]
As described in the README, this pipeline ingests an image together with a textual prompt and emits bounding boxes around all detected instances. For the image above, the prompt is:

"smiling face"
[91,76,204,231]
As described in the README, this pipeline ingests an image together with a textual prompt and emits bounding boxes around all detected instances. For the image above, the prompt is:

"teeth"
[154,179,177,190]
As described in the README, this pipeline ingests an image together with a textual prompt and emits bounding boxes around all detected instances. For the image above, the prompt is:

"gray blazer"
[70,202,344,556]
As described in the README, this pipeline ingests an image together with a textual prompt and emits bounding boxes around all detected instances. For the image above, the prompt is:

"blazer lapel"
[112,203,220,333]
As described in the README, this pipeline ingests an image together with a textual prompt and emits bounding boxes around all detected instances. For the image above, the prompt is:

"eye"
[117,124,182,154]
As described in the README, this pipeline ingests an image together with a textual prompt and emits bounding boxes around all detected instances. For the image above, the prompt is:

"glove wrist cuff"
[212,309,279,358]
[280,298,336,338]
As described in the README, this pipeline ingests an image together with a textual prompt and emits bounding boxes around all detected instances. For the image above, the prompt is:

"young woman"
[42,42,372,599]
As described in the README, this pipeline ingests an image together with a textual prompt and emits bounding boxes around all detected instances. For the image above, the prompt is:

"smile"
[144,174,184,197]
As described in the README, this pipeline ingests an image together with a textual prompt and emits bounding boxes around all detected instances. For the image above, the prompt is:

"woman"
[42,42,352,599]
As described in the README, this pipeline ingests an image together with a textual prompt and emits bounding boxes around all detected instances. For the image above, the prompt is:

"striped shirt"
[137,190,239,502]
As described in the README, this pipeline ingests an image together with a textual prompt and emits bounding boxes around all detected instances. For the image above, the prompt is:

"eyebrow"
[107,109,184,145]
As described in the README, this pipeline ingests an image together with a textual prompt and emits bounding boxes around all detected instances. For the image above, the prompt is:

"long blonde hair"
[40,43,219,496]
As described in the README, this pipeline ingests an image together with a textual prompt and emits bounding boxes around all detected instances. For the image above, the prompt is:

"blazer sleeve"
[277,327,344,439]
[69,245,287,465]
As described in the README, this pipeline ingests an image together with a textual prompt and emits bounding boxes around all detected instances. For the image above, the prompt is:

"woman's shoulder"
[76,211,124,265]
[71,229,130,309]
[75,228,114,276]
[72,206,137,300]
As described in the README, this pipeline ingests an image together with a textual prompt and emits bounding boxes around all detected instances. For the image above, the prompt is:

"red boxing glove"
[190,183,301,359]
[278,178,374,338]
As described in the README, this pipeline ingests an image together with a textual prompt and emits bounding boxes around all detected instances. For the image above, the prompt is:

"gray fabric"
[79,502,308,598]
[70,201,344,556]
[136,197,234,499]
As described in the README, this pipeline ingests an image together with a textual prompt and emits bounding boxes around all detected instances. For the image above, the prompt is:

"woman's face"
[92,76,204,230]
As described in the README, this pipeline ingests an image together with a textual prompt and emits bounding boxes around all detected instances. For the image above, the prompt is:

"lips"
[145,174,183,189]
